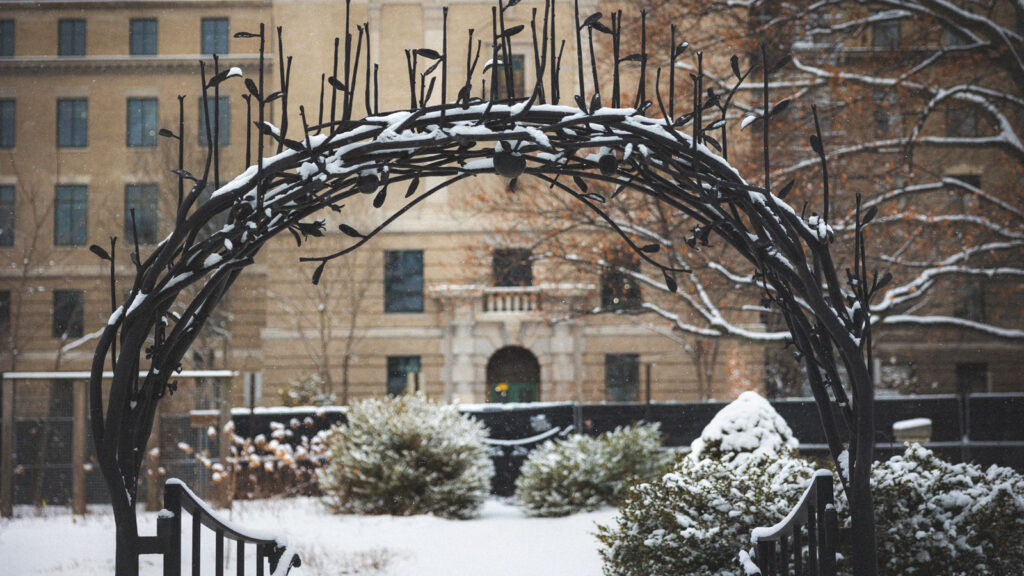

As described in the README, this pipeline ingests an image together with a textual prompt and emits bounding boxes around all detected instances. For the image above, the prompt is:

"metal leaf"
[339,224,364,238]
[415,48,442,60]
[89,244,111,260]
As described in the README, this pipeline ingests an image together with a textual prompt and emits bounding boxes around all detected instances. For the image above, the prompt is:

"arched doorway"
[486,347,540,403]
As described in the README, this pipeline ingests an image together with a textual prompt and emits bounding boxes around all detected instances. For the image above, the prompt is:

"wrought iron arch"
[89,3,880,574]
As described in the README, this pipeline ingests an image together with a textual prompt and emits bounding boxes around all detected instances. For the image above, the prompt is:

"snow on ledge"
[892,417,932,431]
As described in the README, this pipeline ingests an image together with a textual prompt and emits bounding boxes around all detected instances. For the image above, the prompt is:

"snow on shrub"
[688,390,798,466]
[597,392,817,575]
[515,422,670,517]
[597,454,816,576]
[317,393,494,519]
[867,443,1024,576]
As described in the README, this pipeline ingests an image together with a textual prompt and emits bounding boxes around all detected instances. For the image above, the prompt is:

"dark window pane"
[0,99,13,148]
[384,250,424,313]
[58,19,86,56]
[53,290,84,338]
[601,253,642,310]
[198,97,230,147]
[872,21,900,50]
[605,354,639,402]
[494,53,525,99]
[129,19,157,56]
[955,362,987,395]
[0,291,9,337]
[54,185,87,246]
[953,282,984,322]
[127,98,158,147]
[0,20,14,57]
[0,185,13,246]
[125,184,158,244]
[386,356,421,396]
[945,105,977,138]
[57,99,88,148]
[493,248,532,287]
[201,18,229,55]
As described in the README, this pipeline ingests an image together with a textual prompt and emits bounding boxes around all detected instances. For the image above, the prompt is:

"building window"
[57,98,88,148]
[873,90,900,136]
[0,20,14,57]
[384,250,424,313]
[493,248,532,287]
[945,105,977,138]
[386,355,421,396]
[872,20,900,50]
[201,18,229,55]
[953,282,984,322]
[125,184,158,244]
[58,19,86,56]
[0,99,13,148]
[948,173,981,212]
[53,290,84,338]
[127,98,158,147]
[0,185,13,246]
[494,53,525,99]
[130,18,157,56]
[54,185,87,246]
[198,97,230,147]
[0,290,9,338]
[605,354,639,402]
[601,253,642,310]
[955,362,988,396]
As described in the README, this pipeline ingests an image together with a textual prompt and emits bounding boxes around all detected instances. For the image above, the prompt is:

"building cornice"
[0,0,271,10]
[0,53,273,75]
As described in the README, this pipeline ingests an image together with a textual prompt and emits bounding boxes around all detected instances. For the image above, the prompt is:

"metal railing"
[145,479,300,576]
[750,470,837,576]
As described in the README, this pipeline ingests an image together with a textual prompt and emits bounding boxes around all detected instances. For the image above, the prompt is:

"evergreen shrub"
[515,421,670,517]
[317,394,494,519]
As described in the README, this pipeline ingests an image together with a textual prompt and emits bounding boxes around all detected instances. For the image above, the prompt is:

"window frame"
[0,185,13,246]
[54,185,88,246]
[605,353,640,402]
[57,98,88,148]
[386,355,421,396]
[0,99,13,148]
[0,20,13,58]
[0,290,9,338]
[52,289,85,339]
[58,19,86,57]
[871,20,900,51]
[600,253,643,310]
[127,98,158,147]
[494,53,526,99]
[124,183,159,245]
[201,18,229,55]
[384,250,425,313]
[129,18,157,56]
[492,248,533,287]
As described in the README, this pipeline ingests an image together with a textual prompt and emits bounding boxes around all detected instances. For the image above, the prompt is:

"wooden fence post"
[146,406,162,512]
[72,379,87,515]
[1,376,13,517]
[213,376,234,509]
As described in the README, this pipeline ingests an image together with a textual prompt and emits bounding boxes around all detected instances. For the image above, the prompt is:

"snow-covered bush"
[597,455,816,576]
[231,419,329,499]
[868,443,1024,576]
[597,392,814,576]
[515,422,669,517]
[318,393,494,519]
[688,390,799,466]
[277,375,336,407]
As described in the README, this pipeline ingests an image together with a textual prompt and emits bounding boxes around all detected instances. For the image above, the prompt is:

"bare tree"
[268,248,372,404]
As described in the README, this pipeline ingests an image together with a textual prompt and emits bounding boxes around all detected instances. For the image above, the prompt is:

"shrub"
[597,455,816,576]
[515,422,670,517]
[688,390,799,467]
[317,394,494,519]
[868,443,1024,576]
[597,392,815,576]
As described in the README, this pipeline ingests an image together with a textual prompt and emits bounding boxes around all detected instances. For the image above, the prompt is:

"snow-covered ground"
[0,497,616,575]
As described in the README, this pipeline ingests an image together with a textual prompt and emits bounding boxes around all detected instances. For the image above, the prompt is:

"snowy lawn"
[0,497,616,575]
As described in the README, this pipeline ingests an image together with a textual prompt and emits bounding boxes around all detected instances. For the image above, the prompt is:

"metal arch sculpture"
[89,2,879,574]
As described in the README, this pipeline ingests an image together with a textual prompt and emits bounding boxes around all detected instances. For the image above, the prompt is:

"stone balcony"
[429,283,595,316]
